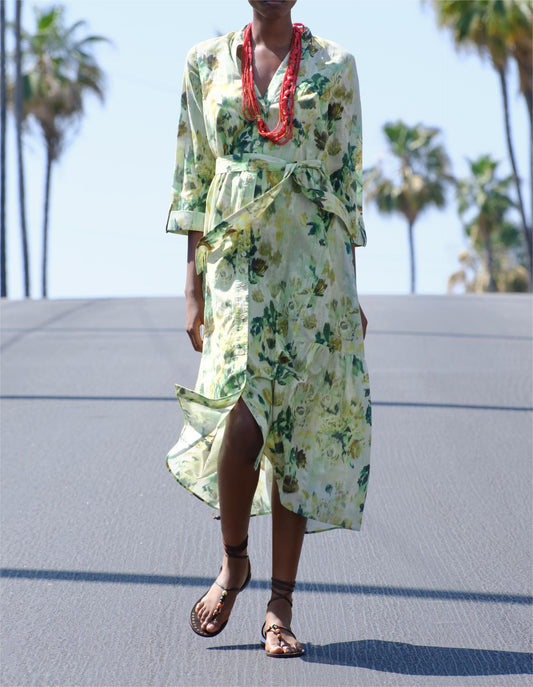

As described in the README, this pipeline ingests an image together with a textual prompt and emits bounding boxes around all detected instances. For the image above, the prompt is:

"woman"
[166,0,371,658]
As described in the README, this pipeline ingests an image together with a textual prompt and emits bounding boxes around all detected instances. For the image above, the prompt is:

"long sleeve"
[328,54,366,247]
[166,46,216,236]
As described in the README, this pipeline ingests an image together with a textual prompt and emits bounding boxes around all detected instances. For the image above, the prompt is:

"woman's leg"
[195,398,262,633]
[264,479,307,655]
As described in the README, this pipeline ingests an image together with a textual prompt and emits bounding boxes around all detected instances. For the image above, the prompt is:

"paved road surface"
[1,295,532,686]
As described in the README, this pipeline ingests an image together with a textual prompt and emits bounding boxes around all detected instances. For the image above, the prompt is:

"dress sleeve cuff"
[165,205,206,235]
[349,214,367,247]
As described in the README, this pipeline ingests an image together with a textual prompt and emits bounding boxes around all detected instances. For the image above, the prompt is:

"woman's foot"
[263,598,304,656]
[194,554,250,634]
[262,577,304,656]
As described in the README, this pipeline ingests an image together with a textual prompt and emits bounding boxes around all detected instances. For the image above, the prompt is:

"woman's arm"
[352,245,368,339]
[185,231,204,352]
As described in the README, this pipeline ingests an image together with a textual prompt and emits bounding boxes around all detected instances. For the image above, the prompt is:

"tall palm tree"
[365,121,452,294]
[0,0,6,297]
[428,0,533,282]
[15,0,30,298]
[18,5,108,298]
[455,154,524,292]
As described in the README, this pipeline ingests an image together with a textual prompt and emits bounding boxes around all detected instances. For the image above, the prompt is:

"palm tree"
[15,0,30,297]
[448,245,529,293]
[427,0,533,282]
[364,121,452,293]
[0,0,7,297]
[18,5,109,298]
[453,154,526,292]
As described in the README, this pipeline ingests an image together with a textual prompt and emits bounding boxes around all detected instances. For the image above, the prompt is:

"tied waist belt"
[196,154,351,274]
[214,154,324,175]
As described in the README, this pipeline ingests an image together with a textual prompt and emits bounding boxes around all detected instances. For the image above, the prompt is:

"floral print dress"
[166,25,371,533]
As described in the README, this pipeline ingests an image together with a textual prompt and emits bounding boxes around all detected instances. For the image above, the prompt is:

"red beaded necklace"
[241,22,305,146]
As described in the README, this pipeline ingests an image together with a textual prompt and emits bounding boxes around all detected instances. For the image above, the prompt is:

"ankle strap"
[268,576,295,607]
[224,535,248,559]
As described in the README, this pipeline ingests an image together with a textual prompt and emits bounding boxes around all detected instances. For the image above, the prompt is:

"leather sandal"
[261,577,305,657]
[189,535,251,637]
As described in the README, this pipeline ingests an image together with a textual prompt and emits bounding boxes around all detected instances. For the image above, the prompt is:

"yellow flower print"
[327,139,341,156]
[313,278,328,296]
[303,313,317,329]
[283,475,299,493]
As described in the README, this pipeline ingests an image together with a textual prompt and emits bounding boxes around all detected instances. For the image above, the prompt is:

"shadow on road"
[208,640,533,676]
[1,568,531,605]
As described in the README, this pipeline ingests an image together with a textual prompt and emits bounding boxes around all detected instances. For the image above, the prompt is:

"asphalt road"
[1,294,532,687]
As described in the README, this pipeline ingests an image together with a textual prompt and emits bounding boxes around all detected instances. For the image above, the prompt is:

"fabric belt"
[196,153,351,274]
[215,153,324,175]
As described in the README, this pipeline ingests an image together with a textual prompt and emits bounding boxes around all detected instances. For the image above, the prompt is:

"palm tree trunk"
[41,144,52,299]
[0,0,7,298]
[15,0,30,298]
[408,219,416,294]
[497,64,532,281]
[522,74,532,273]
[526,91,533,291]
[484,231,497,293]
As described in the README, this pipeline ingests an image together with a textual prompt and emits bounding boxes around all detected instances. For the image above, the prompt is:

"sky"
[2,0,530,300]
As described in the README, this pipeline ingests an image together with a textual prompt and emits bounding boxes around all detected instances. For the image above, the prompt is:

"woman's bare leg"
[195,398,262,633]
[264,479,307,655]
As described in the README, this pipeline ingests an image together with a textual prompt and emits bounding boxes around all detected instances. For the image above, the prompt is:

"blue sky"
[3,0,530,299]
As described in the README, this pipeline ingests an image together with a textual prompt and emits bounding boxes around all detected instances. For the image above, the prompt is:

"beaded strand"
[241,22,305,145]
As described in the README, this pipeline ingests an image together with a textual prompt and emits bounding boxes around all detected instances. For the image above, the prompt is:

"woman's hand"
[186,290,204,352]
[352,245,368,339]
[185,230,205,352]
[360,306,368,340]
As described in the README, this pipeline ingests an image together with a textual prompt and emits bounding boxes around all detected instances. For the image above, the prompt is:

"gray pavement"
[1,294,532,687]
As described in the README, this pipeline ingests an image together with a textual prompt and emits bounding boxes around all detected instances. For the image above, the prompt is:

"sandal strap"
[213,580,240,594]
[267,576,295,608]
[208,587,229,622]
[263,623,296,641]
[224,535,249,559]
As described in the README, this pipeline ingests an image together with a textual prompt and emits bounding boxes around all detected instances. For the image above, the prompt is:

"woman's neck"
[250,10,293,50]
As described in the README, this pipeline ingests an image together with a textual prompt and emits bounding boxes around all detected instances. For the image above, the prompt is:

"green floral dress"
[166,26,371,533]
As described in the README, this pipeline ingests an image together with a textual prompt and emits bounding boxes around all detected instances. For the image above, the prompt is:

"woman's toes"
[267,642,284,655]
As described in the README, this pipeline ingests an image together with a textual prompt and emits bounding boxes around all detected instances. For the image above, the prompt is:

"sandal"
[261,577,305,658]
[189,535,251,637]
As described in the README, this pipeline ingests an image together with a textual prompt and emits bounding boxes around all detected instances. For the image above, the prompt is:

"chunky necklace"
[241,22,305,145]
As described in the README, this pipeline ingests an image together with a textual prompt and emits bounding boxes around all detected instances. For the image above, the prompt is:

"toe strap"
[209,588,228,622]
[262,622,296,642]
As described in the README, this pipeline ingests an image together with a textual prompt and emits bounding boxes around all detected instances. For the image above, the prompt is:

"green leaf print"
[273,407,294,442]
[275,365,294,386]
[358,464,370,489]
[250,301,277,337]
[305,73,330,96]
[342,141,357,173]
[314,129,328,151]
[315,322,331,346]
[329,167,343,194]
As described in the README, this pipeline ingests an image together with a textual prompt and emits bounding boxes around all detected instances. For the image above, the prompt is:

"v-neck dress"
[165,26,371,533]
